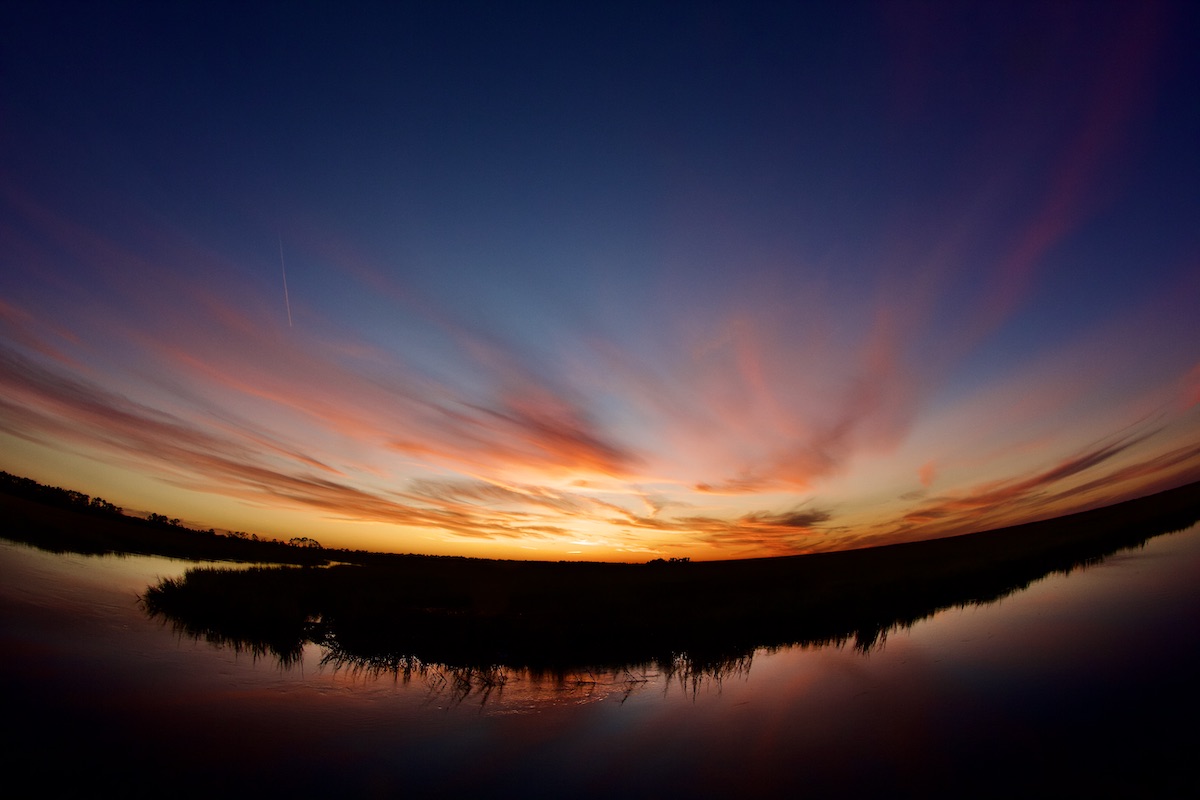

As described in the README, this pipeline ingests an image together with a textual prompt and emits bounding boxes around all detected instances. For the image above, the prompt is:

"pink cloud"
[918,461,936,488]
[972,4,1165,334]
[681,301,921,494]
[0,343,613,544]
[3,146,1195,561]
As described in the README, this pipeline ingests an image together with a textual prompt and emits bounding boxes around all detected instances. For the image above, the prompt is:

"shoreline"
[124,480,1200,671]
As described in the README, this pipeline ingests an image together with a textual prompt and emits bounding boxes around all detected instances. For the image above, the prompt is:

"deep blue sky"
[2,2,1199,559]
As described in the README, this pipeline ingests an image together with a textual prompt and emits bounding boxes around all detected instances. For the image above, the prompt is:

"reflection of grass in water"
[314,645,512,705]
[315,636,753,705]
[131,556,1036,703]
[141,567,320,667]
[666,651,754,699]
[143,568,767,704]
[428,665,509,706]
[137,482,1200,685]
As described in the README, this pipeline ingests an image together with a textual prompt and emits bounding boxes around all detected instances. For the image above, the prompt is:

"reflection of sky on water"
[3,526,1199,794]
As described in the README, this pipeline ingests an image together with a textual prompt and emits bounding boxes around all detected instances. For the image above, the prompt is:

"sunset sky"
[2,2,1198,561]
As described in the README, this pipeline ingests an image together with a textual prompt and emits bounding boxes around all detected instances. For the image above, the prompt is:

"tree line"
[0,471,321,550]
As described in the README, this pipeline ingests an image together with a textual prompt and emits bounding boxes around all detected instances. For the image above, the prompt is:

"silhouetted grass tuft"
[128,481,1200,677]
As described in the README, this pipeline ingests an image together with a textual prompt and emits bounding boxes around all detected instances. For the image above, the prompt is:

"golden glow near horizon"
[2,246,1198,562]
[2,4,1198,561]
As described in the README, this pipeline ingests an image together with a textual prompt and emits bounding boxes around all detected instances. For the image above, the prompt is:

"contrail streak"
[279,235,293,327]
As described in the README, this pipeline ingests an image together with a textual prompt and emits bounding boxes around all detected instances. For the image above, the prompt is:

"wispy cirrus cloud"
[842,428,1200,551]
[897,432,1156,526]
[656,507,833,557]
[3,109,1197,561]
[597,298,925,496]
[0,343,611,543]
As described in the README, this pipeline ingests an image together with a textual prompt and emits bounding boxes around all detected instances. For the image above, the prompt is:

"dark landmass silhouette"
[140,482,1200,674]
[6,473,1200,799]
[0,471,327,564]
[5,471,1200,672]
[10,470,1198,675]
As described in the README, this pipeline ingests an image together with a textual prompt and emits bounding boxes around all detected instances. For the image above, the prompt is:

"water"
[3,526,1200,797]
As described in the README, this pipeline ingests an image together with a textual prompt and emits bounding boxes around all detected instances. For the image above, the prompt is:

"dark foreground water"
[3,525,1200,798]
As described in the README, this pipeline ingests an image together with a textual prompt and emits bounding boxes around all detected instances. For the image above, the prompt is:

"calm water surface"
[3,526,1200,797]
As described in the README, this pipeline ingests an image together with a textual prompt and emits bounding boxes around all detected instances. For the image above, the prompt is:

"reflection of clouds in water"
[7,524,1200,795]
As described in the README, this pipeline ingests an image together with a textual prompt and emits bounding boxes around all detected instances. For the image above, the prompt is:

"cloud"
[651,301,925,495]
[918,461,936,487]
[1,189,645,488]
[3,148,1196,561]
[0,343,627,544]
[1047,440,1200,507]
[898,432,1154,525]
[598,502,835,557]
[460,390,639,476]
[406,477,590,516]
[1183,362,1200,409]
[842,427,1200,551]
[675,506,833,554]
[736,507,832,530]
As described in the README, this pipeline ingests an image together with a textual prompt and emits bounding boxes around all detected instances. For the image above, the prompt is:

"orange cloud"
[845,430,1200,551]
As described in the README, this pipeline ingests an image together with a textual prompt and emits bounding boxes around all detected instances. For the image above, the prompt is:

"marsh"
[3,486,1200,796]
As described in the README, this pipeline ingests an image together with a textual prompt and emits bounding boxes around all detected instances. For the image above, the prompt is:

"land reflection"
[140,482,1200,691]
[316,650,758,708]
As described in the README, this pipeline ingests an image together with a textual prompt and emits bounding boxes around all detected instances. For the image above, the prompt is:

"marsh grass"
[140,566,324,665]
[9,475,1200,683]
[128,481,1200,681]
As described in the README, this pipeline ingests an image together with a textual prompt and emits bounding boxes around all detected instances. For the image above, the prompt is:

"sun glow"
[1,2,1197,560]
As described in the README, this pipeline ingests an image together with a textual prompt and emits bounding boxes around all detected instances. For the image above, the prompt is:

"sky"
[2,1,1199,562]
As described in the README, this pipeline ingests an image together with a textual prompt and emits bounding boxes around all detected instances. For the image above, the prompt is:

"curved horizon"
[2,3,1199,561]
